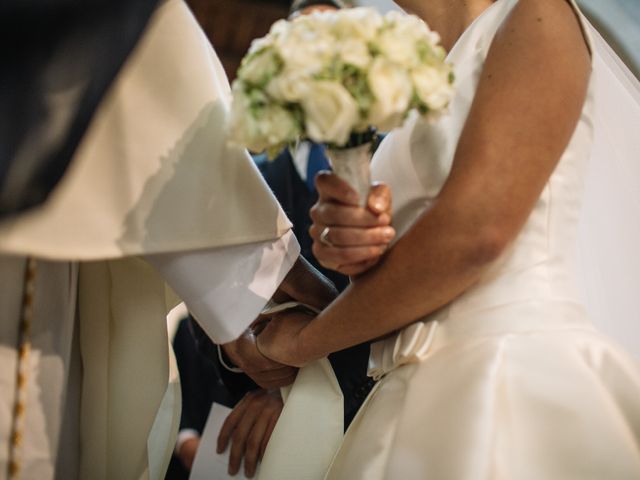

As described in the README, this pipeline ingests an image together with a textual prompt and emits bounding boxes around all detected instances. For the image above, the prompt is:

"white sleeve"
[175,429,200,455]
[145,230,300,344]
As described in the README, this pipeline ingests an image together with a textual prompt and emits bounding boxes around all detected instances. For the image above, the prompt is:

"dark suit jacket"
[174,318,252,429]
[256,148,375,428]
[166,318,256,480]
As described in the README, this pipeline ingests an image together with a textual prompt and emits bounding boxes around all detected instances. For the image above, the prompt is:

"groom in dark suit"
[254,141,375,427]
[255,142,347,291]
[224,0,375,432]
[167,140,375,479]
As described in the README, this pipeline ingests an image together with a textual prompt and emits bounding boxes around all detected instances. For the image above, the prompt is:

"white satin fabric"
[327,0,640,478]
[258,303,344,480]
[0,0,291,261]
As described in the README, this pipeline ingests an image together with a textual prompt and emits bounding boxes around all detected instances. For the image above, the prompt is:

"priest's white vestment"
[0,1,298,478]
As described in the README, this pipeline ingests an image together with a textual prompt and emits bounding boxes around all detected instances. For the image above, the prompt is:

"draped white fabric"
[257,302,344,480]
[0,0,298,478]
[323,1,640,478]
[574,22,640,358]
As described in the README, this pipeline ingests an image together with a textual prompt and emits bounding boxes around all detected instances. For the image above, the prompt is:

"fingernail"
[373,199,386,212]
[382,227,395,240]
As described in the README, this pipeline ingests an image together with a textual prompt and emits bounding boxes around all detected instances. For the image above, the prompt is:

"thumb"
[367,182,392,215]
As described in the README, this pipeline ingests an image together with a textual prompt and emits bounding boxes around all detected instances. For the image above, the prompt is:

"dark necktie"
[305,143,331,191]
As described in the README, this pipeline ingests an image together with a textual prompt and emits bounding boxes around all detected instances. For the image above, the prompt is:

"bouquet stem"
[325,143,373,208]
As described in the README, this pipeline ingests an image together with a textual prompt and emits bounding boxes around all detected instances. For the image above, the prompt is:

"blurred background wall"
[186,0,639,80]
[185,0,289,79]
[578,0,639,77]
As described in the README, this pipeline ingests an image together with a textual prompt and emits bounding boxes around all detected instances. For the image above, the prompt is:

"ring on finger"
[320,226,334,247]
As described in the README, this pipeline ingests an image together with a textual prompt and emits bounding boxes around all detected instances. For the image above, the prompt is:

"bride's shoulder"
[495,0,590,58]
[484,0,591,95]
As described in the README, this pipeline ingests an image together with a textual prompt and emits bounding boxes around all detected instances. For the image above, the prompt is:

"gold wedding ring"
[320,226,334,247]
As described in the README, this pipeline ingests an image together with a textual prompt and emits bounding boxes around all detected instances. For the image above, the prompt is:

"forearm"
[276,255,339,309]
[297,202,500,362]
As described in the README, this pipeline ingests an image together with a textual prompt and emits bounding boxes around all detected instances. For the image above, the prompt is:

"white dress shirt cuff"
[175,429,200,455]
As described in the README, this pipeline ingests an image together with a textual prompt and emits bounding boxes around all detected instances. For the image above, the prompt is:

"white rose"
[275,26,336,73]
[276,33,336,72]
[301,81,359,145]
[367,58,413,131]
[374,13,436,67]
[229,85,300,152]
[338,38,371,69]
[266,69,312,102]
[388,12,430,42]
[238,47,280,85]
[229,87,265,151]
[412,65,454,111]
[260,103,301,147]
[331,7,383,42]
[294,11,334,35]
[268,18,290,37]
[246,34,274,56]
[375,28,419,67]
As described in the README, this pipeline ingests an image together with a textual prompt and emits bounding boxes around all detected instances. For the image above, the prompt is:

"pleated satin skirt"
[326,300,640,479]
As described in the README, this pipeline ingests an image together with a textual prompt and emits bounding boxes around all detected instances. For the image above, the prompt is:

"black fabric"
[166,318,256,480]
[257,149,348,291]
[175,318,252,428]
[0,0,159,218]
[257,149,373,428]
[189,316,259,396]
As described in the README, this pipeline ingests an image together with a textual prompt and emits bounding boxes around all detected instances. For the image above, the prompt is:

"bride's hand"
[256,310,316,368]
[310,172,395,276]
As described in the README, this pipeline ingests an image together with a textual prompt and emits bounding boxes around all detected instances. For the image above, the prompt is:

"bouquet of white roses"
[229,7,454,203]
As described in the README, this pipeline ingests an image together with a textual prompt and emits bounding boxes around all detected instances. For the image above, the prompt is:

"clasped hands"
[217,173,393,477]
[223,172,394,379]
[235,173,394,371]
[256,173,395,366]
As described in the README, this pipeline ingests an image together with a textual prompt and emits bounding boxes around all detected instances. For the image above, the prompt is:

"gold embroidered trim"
[7,258,37,480]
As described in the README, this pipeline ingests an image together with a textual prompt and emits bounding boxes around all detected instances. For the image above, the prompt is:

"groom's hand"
[275,256,338,310]
[217,389,283,478]
[256,309,316,368]
[310,173,395,276]
[222,328,298,389]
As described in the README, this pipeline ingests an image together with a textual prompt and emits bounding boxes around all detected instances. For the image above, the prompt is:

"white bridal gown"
[326,0,640,478]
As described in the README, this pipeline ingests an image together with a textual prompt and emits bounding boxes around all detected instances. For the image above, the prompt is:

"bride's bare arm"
[258,0,592,366]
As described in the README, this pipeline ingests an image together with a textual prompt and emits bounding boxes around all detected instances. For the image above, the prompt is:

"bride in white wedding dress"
[258,0,640,478]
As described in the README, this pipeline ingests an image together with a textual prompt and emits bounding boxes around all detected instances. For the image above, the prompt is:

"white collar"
[290,141,312,181]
